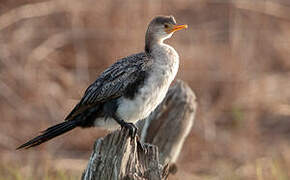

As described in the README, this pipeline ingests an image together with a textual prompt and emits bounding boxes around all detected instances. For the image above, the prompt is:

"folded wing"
[65,52,152,121]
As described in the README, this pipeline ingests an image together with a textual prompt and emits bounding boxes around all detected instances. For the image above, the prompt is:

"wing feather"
[65,53,152,121]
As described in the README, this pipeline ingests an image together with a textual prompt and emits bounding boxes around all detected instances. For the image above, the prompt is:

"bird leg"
[112,115,138,138]
[121,122,138,139]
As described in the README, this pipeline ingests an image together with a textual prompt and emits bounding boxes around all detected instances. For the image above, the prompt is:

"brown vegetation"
[0,0,290,179]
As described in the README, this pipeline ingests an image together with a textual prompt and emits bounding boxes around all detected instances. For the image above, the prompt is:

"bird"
[17,15,187,149]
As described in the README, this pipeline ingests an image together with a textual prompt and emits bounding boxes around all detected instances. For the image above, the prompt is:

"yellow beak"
[168,24,188,33]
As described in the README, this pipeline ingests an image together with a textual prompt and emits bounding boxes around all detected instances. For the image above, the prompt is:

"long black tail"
[17,120,78,150]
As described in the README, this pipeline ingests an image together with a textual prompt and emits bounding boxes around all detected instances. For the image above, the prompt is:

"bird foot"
[136,137,146,152]
[121,122,138,139]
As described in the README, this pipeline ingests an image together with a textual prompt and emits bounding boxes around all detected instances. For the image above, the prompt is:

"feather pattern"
[65,52,153,121]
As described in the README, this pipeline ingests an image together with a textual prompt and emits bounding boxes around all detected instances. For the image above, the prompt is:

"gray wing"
[65,52,152,121]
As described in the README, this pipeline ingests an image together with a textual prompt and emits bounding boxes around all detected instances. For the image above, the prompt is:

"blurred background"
[1,0,290,179]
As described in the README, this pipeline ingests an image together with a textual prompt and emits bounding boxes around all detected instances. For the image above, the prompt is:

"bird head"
[146,15,188,42]
[145,15,187,53]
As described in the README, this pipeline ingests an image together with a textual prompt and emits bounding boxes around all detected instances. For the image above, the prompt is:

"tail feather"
[17,121,78,150]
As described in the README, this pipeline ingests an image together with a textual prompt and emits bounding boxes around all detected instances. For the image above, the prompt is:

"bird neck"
[145,33,165,54]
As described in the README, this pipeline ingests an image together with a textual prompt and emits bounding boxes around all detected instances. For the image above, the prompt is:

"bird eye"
[164,24,169,28]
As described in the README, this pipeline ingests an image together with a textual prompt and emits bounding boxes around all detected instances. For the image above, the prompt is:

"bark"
[82,80,197,180]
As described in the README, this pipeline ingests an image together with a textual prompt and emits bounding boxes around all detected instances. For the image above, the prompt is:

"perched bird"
[17,15,187,149]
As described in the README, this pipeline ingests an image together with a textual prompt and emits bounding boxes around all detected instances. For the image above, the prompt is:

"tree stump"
[82,80,197,180]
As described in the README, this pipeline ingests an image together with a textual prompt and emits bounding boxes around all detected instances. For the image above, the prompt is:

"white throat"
[151,41,179,67]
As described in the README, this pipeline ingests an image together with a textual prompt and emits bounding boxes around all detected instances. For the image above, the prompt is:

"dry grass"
[1,0,290,179]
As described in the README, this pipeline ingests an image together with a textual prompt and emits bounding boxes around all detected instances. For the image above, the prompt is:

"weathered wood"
[139,80,197,173]
[82,80,197,180]
[82,129,167,180]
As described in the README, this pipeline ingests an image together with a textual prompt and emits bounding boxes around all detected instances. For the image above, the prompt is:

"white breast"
[117,44,179,123]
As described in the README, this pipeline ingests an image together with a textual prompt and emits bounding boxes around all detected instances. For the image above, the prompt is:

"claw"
[122,122,138,139]
[137,138,146,151]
